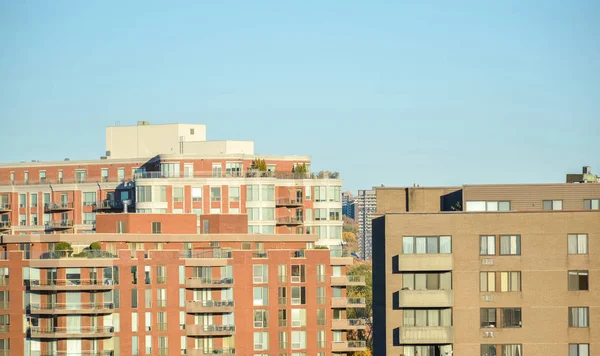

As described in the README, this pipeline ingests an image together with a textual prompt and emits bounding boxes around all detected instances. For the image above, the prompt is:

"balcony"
[44,202,74,212]
[30,279,115,291]
[398,289,454,308]
[399,326,454,344]
[0,203,10,213]
[186,348,236,356]
[331,275,366,286]
[331,319,367,330]
[331,297,366,308]
[186,300,235,313]
[44,352,114,356]
[185,324,236,336]
[186,277,234,289]
[275,197,303,207]
[276,216,303,226]
[181,250,232,267]
[93,200,124,211]
[396,254,453,272]
[330,250,354,265]
[29,302,114,315]
[331,341,367,352]
[29,326,114,339]
[0,221,10,232]
[45,220,74,230]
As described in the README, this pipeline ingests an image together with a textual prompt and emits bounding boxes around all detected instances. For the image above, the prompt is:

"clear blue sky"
[1,1,598,192]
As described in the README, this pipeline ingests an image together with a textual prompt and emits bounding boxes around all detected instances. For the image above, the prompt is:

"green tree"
[55,242,73,257]
[89,242,101,250]
[347,261,373,353]
[252,158,267,171]
[343,216,358,233]
[343,232,358,254]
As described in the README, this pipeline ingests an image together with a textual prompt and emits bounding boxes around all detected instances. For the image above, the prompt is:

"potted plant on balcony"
[55,242,73,258]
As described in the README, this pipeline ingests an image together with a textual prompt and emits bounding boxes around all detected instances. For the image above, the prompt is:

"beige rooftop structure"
[105,121,254,159]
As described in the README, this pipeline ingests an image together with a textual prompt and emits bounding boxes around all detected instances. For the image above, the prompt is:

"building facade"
[373,171,600,356]
[342,192,356,220]
[356,189,376,260]
[0,122,343,248]
[0,213,367,355]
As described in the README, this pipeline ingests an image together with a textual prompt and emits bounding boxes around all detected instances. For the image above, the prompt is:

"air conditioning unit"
[482,258,494,265]
[483,331,494,338]
[482,295,494,302]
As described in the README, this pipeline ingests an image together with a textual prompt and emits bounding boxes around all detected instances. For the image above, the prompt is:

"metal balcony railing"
[45,220,74,229]
[134,170,340,180]
[44,202,75,211]
[0,203,11,212]
[29,302,114,312]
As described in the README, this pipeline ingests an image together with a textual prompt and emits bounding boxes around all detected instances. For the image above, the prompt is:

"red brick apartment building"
[0,122,364,355]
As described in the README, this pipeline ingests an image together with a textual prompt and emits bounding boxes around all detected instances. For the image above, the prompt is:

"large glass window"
[543,200,563,210]
[136,186,152,203]
[480,235,496,255]
[402,236,452,254]
[480,308,496,328]
[229,187,240,202]
[161,163,180,178]
[569,307,589,327]
[481,345,497,356]
[403,308,452,326]
[226,162,243,177]
[501,308,522,328]
[403,272,452,291]
[499,235,521,255]
[192,187,202,202]
[583,199,599,210]
[568,234,588,254]
[568,271,589,291]
[253,287,268,306]
[480,272,496,292]
[83,192,96,206]
[211,187,221,202]
[500,272,521,292]
[569,344,590,356]
[502,345,522,356]
[261,185,274,201]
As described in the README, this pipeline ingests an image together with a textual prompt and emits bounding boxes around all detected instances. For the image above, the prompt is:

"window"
[152,222,162,234]
[328,186,341,202]
[262,185,275,201]
[19,194,26,208]
[291,265,306,283]
[568,271,589,291]
[314,186,326,202]
[226,162,243,177]
[156,186,167,202]
[502,345,522,356]
[568,234,588,254]
[173,188,184,202]
[291,331,306,350]
[136,186,152,202]
[569,344,589,356]
[248,208,260,221]
[184,163,194,178]
[583,199,599,210]
[317,287,325,305]
[291,286,306,305]
[569,307,589,327]
[314,208,327,221]
[211,187,221,202]
[254,332,269,351]
[500,272,521,292]
[402,309,452,327]
[230,186,240,202]
[132,336,139,355]
[247,185,260,201]
[101,169,109,182]
[9,172,14,184]
[83,192,96,206]
[291,309,306,327]
[480,272,496,292]
[75,170,86,183]
[480,308,496,328]
[189,187,202,202]
[161,163,180,178]
[30,193,38,208]
[254,310,268,328]
[262,208,275,221]
[543,200,563,210]
[117,168,125,181]
[278,309,288,327]
[501,308,522,328]
[253,287,269,306]
[481,345,497,356]
[212,163,222,178]
[499,235,520,255]
[156,266,166,284]
[466,201,510,212]
[402,236,452,254]
[329,208,342,221]
[329,226,342,239]
[480,235,496,255]
[132,289,138,308]
[83,213,95,225]
[253,265,268,283]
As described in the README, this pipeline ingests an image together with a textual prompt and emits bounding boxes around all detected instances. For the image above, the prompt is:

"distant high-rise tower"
[356,189,377,259]
[342,191,356,220]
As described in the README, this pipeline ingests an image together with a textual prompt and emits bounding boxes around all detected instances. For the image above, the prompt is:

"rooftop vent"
[137,121,150,126]
[64,158,70,161]
[100,156,107,160]
[583,166,591,174]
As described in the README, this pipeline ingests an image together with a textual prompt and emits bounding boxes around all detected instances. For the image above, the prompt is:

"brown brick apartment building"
[0,213,367,355]
[0,122,362,355]
[373,168,600,356]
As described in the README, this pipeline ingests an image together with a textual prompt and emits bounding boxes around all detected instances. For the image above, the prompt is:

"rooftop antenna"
[115,121,120,126]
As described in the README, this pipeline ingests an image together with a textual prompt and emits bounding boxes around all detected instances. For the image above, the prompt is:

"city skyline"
[1,1,599,193]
